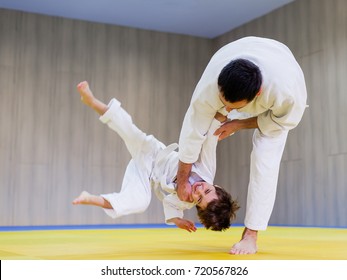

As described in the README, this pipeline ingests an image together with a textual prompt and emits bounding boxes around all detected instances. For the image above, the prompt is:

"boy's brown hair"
[196,185,240,231]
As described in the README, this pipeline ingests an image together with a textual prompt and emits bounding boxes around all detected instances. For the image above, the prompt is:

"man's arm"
[192,113,225,182]
[214,116,258,141]
[77,81,108,115]
[176,161,193,202]
[176,99,219,201]
[177,112,227,202]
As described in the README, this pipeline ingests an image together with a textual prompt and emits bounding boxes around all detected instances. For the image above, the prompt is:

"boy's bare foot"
[77,81,95,107]
[72,191,113,209]
[72,191,93,205]
[230,228,258,254]
[77,81,89,91]
[76,81,108,115]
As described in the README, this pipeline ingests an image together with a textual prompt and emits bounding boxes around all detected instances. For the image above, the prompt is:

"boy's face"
[191,182,218,209]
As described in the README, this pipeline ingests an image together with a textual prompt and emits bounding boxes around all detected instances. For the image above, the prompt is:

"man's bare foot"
[72,191,93,205]
[230,227,258,255]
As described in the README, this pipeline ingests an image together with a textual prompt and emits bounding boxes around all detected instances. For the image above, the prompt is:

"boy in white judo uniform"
[73,81,239,232]
[176,37,307,252]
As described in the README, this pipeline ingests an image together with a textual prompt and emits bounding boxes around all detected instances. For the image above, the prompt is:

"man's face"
[191,181,218,209]
[219,92,249,112]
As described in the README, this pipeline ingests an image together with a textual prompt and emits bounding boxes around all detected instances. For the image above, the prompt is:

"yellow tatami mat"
[0,226,346,260]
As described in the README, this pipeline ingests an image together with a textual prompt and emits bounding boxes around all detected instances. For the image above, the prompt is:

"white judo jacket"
[178,36,307,164]
[98,98,221,224]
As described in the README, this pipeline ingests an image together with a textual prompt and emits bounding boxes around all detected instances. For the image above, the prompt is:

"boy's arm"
[167,217,197,233]
[77,81,108,115]
[163,194,195,231]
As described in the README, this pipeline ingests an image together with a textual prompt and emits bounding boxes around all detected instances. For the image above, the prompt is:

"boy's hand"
[77,81,95,107]
[170,218,197,233]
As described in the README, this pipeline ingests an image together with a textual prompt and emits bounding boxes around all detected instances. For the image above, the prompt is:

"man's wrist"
[236,117,258,130]
[177,161,192,185]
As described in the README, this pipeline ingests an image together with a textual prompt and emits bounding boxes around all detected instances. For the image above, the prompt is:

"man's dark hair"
[196,186,240,231]
[218,58,262,103]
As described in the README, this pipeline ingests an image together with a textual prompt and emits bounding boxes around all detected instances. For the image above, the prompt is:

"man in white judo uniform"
[73,81,239,232]
[176,37,307,253]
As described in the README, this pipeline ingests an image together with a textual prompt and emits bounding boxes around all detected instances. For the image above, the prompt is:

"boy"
[73,81,239,232]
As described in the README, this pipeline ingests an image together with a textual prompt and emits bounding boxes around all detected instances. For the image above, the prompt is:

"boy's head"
[192,182,239,231]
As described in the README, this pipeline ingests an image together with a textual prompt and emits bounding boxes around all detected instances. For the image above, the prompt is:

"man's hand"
[214,120,239,140]
[177,181,193,203]
[169,218,197,232]
[214,117,259,140]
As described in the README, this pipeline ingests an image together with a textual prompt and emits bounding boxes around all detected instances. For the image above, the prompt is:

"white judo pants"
[100,99,165,219]
[244,129,288,230]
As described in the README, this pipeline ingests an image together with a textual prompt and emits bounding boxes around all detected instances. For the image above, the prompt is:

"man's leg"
[230,227,258,255]
[230,129,288,254]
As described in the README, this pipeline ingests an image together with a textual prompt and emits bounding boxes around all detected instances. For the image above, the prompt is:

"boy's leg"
[76,82,162,218]
[73,161,152,219]
[100,160,152,219]
[100,98,164,164]
[72,191,112,209]
[77,81,164,163]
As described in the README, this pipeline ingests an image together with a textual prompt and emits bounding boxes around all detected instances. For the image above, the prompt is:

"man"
[176,36,307,254]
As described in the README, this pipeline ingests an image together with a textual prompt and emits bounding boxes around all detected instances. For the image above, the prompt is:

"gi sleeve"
[193,119,221,183]
[178,85,224,164]
[99,98,122,125]
[163,194,195,225]
[257,95,306,137]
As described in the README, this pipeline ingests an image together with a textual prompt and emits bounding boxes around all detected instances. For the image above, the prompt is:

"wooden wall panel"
[0,8,211,226]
